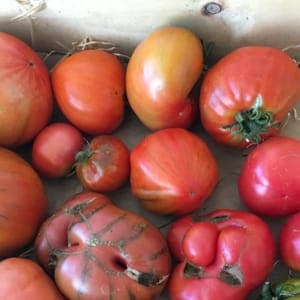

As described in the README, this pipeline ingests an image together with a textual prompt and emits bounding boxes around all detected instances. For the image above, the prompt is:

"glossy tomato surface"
[75,135,130,192]
[32,122,84,178]
[0,257,64,299]
[130,128,219,215]
[35,192,171,300]
[0,32,53,147]
[51,49,125,135]
[0,147,48,257]
[199,46,300,147]
[126,26,203,130]
[238,136,300,217]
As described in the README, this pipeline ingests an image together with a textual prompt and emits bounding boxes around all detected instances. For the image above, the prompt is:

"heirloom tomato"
[75,135,130,193]
[0,32,53,148]
[35,192,171,300]
[126,26,203,130]
[0,257,64,299]
[130,128,218,215]
[238,136,300,217]
[167,209,276,300]
[199,46,300,147]
[32,122,84,178]
[0,147,47,257]
[51,49,125,135]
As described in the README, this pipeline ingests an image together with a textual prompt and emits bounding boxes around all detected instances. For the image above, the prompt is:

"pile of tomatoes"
[0,25,299,300]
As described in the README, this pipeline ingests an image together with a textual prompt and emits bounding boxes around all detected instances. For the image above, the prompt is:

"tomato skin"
[130,128,219,215]
[35,192,171,300]
[279,211,300,271]
[75,135,130,192]
[126,26,203,130]
[238,136,300,217]
[51,49,125,135]
[0,32,53,148]
[167,209,276,300]
[0,147,48,257]
[199,46,300,147]
[0,257,64,299]
[32,122,84,178]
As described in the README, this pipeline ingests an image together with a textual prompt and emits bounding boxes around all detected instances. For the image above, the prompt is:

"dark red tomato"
[199,46,300,147]
[75,135,130,192]
[51,49,125,135]
[0,147,47,257]
[279,211,300,271]
[0,32,53,148]
[0,257,64,299]
[35,192,171,300]
[126,26,203,130]
[32,122,84,178]
[130,128,219,215]
[167,209,276,300]
[238,136,300,217]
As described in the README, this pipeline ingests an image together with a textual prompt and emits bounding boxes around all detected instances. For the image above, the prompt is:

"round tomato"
[0,147,48,257]
[199,46,300,147]
[32,122,84,178]
[238,136,300,217]
[35,192,171,300]
[126,26,203,130]
[0,257,64,299]
[75,135,130,192]
[51,49,125,135]
[130,128,219,215]
[0,32,53,148]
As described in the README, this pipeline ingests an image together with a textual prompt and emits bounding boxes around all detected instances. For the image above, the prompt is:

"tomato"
[279,211,300,271]
[0,257,64,299]
[0,147,47,257]
[0,32,53,148]
[35,192,171,300]
[32,122,84,178]
[126,26,203,130]
[167,209,276,300]
[199,46,300,147]
[51,49,125,135]
[130,128,219,215]
[75,135,130,192]
[238,136,300,217]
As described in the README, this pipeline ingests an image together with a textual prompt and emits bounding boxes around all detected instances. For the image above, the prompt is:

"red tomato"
[51,49,125,135]
[167,209,276,300]
[32,122,84,178]
[279,211,300,271]
[0,32,53,148]
[130,128,219,215]
[0,257,64,299]
[199,46,300,147]
[126,26,203,130]
[75,135,130,192]
[238,136,300,217]
[0,147,47,257]
[35,192,171,300]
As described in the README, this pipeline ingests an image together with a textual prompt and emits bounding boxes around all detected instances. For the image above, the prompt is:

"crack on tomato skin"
[148,246,170,261]
[219,264,243,286]
[64,197,99,215]
[183,262,205,278]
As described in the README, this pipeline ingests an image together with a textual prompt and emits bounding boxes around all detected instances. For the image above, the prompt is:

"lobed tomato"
[126,26,203,130]
[51,49,125,135]
[199,46,300,147]
[238,136,300,217]
[0,32,53,148]
[75,135,130,193]
[32,122,84,178]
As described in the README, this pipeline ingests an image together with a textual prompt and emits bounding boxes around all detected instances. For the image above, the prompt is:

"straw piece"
[12,0,46,21]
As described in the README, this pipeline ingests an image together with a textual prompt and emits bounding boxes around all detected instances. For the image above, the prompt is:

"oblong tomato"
[51,49,125,135]
[126,26,203,130]
[0,32,53,147]
[199,46,300,147]
[130,128,219,215]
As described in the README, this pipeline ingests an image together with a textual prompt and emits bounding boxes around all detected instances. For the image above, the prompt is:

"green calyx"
[223,95,279,144]
[75,147,93,164]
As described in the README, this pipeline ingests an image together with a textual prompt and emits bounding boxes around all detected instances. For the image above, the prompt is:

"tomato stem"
[75,147,93,164]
